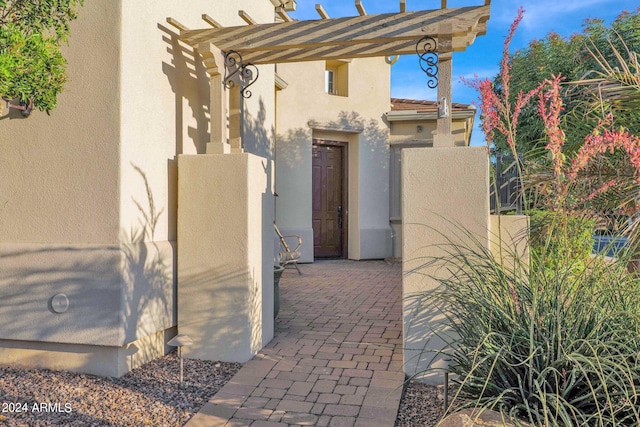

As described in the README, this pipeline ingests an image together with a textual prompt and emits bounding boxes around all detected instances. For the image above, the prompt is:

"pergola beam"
[202,14,222,29]
[315,4,330,19]
[238,10,257,25]
[171,1,491,158]
[166,17,189,32]
[276,7,293,22]
[239,35,479,64]
[180,6,490,64]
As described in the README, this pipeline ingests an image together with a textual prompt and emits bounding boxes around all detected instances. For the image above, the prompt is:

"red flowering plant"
[465,6,640,264]
[430,8,640,425]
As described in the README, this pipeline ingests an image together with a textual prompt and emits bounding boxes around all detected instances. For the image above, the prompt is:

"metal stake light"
[167,334,194,386]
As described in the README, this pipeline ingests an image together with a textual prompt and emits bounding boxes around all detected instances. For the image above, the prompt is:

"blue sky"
[289,0,640,146]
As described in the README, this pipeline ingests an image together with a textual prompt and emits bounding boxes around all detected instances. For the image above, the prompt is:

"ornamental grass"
[417,223,640,426]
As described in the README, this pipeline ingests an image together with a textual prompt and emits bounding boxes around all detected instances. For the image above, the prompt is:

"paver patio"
[186,259,403,427]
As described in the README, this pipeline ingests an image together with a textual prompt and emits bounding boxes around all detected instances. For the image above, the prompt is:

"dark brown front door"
[312,142,346,258]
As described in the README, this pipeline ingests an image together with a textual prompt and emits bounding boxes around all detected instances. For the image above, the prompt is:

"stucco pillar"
[402,147,489,384]
[177,153,272,362]
[199,43,230,154]
[434,27,455,148]
[229,86,243,153]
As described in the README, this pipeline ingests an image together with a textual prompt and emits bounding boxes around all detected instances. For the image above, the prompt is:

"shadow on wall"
[178,263,264,360]
[277,111,390,189]
[159,24,210,155]
[0,244,124,345]
[242,98,276,341]
[243,97,276,193]
[277,111,389,159]
[403,287,452,382]
[242,97,274,159]
[120,164,175,365]
[331,111,390,191]
[276,128,311,169]
[0,165,175,374]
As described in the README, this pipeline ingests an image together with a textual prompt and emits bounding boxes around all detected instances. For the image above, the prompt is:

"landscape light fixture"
[167,333,194,386]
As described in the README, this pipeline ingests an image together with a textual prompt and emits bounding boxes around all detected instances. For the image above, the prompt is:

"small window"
[325,69,336,94]
[325,60,348,96]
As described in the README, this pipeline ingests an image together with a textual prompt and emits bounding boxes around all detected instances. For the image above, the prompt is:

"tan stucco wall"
[402,147,489,384]
[275,57,391,260]
[489,215,530,270]
[177,154,271,362]
[388,118,470,147]
[389,116,473,258]
[0,0,121,244]
[0,327,176,378]
[0,0,276,376]
[119,0,275,243]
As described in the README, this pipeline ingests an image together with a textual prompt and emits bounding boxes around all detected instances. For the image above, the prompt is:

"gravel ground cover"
[0,352,240,427]
[1,357,458,427]
[395,379,447,427]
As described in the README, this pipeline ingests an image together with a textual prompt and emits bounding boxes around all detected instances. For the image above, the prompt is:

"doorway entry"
[312,140,347,258]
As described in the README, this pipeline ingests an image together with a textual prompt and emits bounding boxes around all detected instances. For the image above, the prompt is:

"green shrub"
[418,226,640,426]
[528,209,595,274]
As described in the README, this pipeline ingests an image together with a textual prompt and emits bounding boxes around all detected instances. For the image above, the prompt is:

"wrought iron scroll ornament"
[223,50,259,98]
[416,36,438,89]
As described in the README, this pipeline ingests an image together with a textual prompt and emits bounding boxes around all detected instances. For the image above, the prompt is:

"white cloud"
[518,0,610,29]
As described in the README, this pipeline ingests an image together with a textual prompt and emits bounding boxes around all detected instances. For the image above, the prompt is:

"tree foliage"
[492,7,640,157]
[0,0,83,113]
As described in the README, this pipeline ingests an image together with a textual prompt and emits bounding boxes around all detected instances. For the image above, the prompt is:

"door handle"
[337,205,343,228]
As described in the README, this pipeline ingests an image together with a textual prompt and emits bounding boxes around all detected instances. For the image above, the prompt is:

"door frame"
[312,139,349,259]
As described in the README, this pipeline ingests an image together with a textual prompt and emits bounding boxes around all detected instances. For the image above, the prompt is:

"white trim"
[274,73,288,90]
[385,108,475,122]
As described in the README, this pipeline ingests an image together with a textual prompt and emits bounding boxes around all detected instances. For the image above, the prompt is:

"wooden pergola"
[168,0,491,153]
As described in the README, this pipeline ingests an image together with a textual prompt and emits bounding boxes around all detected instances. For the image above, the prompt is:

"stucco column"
[434,26,455,147]
[199,43,230,154]
[229,86,243,153]
[177,153,272,362]
[402,147,489,384]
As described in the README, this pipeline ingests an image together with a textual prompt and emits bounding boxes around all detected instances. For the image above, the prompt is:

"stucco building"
[275,58,393,262]
[274,67,476,261]
[0,0,489,377]
[0,0,278,377]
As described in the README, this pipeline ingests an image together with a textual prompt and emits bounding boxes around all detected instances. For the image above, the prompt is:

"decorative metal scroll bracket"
[223,50,259,99]
[416,36,438,89]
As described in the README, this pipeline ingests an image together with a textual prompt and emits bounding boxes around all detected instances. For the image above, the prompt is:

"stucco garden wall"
[275,58,392,261]
[401,147,530,384]
[402,147,489,384]
[178,154,272,362]
[0,0,276,376]
[388,115,474,258]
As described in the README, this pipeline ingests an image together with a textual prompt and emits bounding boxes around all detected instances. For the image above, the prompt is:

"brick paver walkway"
[186,260,403,427]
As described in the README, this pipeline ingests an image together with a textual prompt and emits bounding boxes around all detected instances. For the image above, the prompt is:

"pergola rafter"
[178,5,490,64]
[169,0,491,154]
